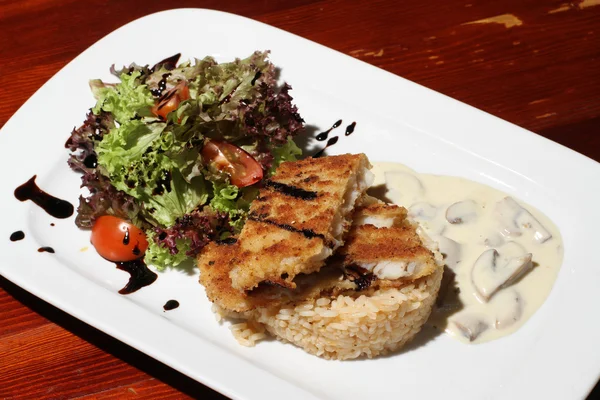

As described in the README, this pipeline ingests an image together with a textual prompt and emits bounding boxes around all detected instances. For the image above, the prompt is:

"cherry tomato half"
[91,216,149,262]
[151,82,190,120]
[201,140,264,187]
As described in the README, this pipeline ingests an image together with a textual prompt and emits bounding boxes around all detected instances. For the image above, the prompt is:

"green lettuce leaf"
[269,136,302,174]
[91,71,154,123]
[209,181,257,232]
[144,231,191,271]
[144,171,208,226]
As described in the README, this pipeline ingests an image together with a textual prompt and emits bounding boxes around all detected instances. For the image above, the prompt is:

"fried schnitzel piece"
[228,154,373,291]
[198,237,354,313]
[336,199,439,281]
[198,196,440,313]
[198,240,251,312]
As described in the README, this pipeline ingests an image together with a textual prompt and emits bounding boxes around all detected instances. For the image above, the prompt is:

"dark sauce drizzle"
[10,231,25,241]
[83,154,98,168]
[115,259,158,295]
[152,171,172,196]
[219,85,240,105]
[313,120,358,156]
[150,73,172,97]
[163,300,180,311]
[313,136,339,158]
[14,176,74,219]
[345,121,356,136]
[264,180,317,200]
[220,93,232,104]
[251,71,262,86]
[38,247,55,253]
[316,119,342,141]
[156,88,177,110]
[132,245,141,257]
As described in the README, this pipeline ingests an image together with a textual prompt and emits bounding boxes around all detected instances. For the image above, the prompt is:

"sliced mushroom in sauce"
[495,197,552,243]
[408,202,438,220]
[435,235,462,270]
[446,200,479,224]
[471,249,532,301]
[493,290,523,330]
[452,314,489,342]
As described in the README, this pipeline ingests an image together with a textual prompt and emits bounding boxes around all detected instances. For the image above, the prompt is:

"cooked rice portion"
[229,154,373,291]
[256,267,442,359]
[217,266,443,359]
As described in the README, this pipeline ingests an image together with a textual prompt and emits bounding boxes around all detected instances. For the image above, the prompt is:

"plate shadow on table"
[294,124,320,156]
[0,276,228,400]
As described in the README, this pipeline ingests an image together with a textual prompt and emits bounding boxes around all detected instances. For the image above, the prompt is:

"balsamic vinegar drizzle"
[316,119,342,141]
[251,71,262,86]
[163,300,180,311]
[152,171,172,196]
[132,244,141,257]
[115,259,158,295]
[313,137,339,158]
[83,154,98,168]
[14,176,74,219]
[150,73,171,97]
[313,120,357,157]
[10,231,25,242]
[38,247,55,253]
[345,121,356,136]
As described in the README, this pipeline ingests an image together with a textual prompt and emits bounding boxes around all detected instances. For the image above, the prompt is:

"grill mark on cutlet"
[248,214,333,246]
[264,179,318,200]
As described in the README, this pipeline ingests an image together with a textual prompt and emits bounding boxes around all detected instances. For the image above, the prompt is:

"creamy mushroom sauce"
[370,162,563,343]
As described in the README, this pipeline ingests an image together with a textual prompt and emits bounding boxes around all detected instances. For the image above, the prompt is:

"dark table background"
[1,0,599,398]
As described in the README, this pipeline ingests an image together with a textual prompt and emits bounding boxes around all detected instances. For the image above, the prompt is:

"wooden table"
[1,0,599,398]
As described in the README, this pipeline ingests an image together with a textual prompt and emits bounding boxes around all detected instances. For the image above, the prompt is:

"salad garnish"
[66,51,304,269]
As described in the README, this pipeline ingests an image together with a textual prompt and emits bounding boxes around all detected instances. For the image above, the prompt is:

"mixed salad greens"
[66,51,304,269]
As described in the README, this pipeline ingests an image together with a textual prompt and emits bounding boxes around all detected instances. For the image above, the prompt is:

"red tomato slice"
[201,140,264,187]
[91,216,149,262]
[151,82,190,120]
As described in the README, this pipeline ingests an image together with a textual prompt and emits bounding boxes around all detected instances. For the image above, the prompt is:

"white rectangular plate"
[2,8,600,400]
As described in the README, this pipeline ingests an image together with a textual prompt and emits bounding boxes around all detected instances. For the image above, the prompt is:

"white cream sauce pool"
[370,162,563,344]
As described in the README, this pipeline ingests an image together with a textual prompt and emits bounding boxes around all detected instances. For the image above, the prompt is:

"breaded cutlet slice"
[228,154,373,291]
[198,239,354,313]
[198,196,440,313]
[198,240,257,312]
[335,199,438,281]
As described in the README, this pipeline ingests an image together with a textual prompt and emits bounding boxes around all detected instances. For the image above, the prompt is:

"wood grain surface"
[1,0,599,399]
